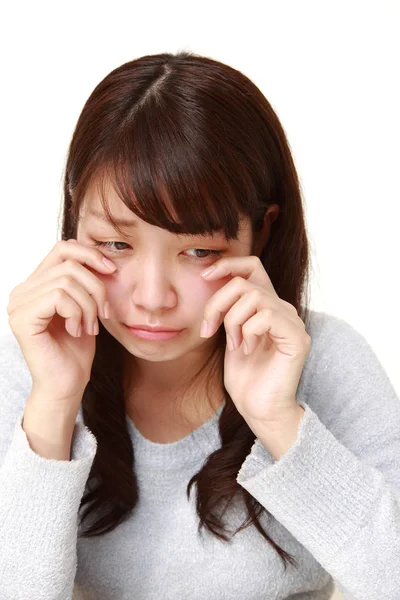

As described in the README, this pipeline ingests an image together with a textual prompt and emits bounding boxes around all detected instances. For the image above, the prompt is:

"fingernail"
[102,257,116,270]
[200,320,209,337]
[104,301,110,319]
[201,266,216,277]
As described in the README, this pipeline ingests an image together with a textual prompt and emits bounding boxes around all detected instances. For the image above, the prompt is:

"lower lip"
[124,326,183,340]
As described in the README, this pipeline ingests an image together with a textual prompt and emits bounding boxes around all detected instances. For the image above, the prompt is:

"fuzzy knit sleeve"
[0,331,98,600]
[236,314,400,600]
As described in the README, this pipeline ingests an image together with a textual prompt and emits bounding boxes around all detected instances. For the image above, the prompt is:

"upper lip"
[125,324,181,332]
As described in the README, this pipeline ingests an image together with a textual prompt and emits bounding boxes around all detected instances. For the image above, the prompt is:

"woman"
[1,51,399,600]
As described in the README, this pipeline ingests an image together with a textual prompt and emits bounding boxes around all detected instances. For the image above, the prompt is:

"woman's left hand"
[200,256,311,425]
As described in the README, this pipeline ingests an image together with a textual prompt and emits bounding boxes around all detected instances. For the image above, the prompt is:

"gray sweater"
[0,310,399,600]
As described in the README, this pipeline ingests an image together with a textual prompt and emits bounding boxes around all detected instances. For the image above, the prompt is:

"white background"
[0,0,398,409]
[0,3,399,597]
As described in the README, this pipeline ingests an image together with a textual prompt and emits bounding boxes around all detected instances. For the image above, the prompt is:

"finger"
[224,292,300,351]
[202,265,298,334]
[9,261,108,320]
[8,275,101,336]
[30,239,116,279]
[240,308,308,357]
[201,277,258,338]
[10,288,85,338]
[201,255,274,290]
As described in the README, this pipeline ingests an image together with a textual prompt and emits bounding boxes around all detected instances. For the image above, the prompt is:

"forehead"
[78,180,138,225]
[77,177,252,241]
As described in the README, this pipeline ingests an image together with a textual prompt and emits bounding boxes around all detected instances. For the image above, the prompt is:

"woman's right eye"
[92,241,130,253]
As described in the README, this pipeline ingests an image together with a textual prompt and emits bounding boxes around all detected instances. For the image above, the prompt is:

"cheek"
[97,275,120,305]
[86,269,120,306]
[186,276,230,313]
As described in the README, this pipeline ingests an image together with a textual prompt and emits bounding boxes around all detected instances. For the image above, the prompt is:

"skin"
[76,179,279,432]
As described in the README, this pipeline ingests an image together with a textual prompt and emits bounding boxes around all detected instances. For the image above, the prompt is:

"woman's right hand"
[7,239,117,415]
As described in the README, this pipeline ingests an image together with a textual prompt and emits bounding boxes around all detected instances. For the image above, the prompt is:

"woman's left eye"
[185,248,221,259]
[92,241,221,260]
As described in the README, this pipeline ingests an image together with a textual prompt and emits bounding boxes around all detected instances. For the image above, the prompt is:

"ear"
[252,205,280,256]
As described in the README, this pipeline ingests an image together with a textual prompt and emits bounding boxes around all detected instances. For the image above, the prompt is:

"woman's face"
[76,182,254,363]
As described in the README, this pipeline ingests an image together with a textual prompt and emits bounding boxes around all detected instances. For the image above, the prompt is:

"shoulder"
[303,309,387,378]
[299,308,399,419]
[304,308,362,344]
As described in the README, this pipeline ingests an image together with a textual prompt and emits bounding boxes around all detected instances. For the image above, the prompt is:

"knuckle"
[52,287,66,302]
[8,285,17,299]
[251,255,261,267]
[58,240,71,254]
[8,283,22,303]
[60,239,73,248]
[224,313,234,328]
[63,258,75,269]
[249,287,263,301]
[241,321,252,336]
[6,296,15,315]
[59,274,74,288]
[263,307,274,319]
[283,301,298,315]
[72,302,83,317]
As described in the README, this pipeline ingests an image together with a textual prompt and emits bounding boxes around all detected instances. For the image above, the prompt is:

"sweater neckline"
[125,401,226,463]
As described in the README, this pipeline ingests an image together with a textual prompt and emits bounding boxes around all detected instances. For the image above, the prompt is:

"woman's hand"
[200,256,311,426]
[7,239,116,411]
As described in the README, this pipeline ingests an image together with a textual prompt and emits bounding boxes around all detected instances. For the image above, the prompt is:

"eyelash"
[92,240,222,260]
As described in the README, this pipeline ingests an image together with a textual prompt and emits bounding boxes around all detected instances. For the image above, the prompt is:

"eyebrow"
[85,210,139,228]
[84,209,228,240]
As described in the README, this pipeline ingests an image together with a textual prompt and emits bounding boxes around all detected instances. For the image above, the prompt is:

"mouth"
[124,324,181,332]
[124,324,183,341]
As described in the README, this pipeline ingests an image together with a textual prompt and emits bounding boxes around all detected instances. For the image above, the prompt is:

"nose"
[129,259,177,312]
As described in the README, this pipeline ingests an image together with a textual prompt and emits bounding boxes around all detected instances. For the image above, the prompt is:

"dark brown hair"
[60,50,311,571]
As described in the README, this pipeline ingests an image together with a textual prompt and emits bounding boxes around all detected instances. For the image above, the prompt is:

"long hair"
[60,50,312,571]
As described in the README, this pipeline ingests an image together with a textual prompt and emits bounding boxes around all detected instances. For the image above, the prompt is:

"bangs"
[71,106,251,241]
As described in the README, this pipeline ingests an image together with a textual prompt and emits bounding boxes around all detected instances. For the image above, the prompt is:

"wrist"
[22,400,77,461]
[247,403,305,432]
[247,405,305,461]
[24,393,79,434]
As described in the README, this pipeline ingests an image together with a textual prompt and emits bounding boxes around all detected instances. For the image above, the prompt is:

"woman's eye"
[93,241,130,252]
[185,249,221,259]
[92,241,221,260]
